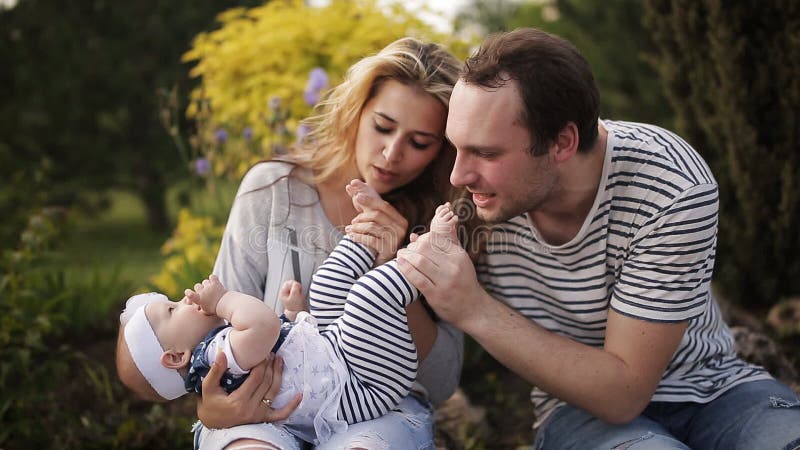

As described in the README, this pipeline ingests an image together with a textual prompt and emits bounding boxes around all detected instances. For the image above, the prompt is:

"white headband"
[122,293,187,400]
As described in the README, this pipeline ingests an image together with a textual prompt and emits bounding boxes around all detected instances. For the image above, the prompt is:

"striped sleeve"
[610,184,719,322]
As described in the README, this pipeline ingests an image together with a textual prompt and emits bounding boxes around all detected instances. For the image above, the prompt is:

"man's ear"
[550,122,579,164]
[160,349,191,369]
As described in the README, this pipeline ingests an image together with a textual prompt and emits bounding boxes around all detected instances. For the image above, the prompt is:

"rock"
[767,297,800,336]
[715,288,800,391]
[730,326,799,386]
[434,388,489,450]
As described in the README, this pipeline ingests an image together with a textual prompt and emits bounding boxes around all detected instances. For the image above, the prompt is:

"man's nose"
[450,152,477,187]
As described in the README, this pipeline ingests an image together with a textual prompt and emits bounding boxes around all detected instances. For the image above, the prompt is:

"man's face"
[446,80,558,223]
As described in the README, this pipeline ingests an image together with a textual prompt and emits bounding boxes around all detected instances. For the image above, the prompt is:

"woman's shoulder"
[238,160,294,188]
[235,160,318,206]
[238,160,312,190]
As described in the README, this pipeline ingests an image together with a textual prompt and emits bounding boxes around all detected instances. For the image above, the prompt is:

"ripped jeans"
[193,394,435,450]
[534,379,800,450]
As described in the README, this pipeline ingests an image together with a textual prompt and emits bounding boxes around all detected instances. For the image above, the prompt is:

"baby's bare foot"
[345,179,381,213]
[429,202,459,249]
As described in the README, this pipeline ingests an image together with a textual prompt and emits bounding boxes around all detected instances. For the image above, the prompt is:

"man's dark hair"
[462,28,600,154]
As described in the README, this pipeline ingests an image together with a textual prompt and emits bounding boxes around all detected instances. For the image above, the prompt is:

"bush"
[643,0,800,308]
[151,0,470,299]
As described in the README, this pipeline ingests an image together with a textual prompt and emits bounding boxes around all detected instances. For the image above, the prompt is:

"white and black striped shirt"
[477,120,770,427]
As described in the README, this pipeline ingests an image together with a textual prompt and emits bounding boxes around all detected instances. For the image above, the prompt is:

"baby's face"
[147,298,224,353]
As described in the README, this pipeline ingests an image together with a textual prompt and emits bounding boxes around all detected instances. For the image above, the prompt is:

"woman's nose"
[382,137,403,163]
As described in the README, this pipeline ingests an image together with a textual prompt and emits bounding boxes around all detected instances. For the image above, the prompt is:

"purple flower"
[303,67,329,106]
[268,96,281,112]
[295,123,311,143]
[242,127,253,141]
[306,67,329,92]
[214,128,228,144]
[194,157,210,176]
[303,89,320,106]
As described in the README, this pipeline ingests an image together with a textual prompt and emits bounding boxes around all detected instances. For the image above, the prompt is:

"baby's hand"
[278,280,306,321]
[185,275,227,316]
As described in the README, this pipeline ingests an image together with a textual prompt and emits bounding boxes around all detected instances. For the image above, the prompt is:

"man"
[398,28,800,449]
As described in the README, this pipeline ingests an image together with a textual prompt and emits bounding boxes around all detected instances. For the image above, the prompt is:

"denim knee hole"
[769,396,800,408]
[611,431,655,450]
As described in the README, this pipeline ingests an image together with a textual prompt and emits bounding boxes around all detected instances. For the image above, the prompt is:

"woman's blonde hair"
[292,37,463,235]
[295,37,460,182]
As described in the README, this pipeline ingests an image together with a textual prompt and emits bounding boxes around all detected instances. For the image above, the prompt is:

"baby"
[116,182,459,445]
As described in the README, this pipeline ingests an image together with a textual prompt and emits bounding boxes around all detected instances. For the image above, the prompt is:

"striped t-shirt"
[476,120,770,427]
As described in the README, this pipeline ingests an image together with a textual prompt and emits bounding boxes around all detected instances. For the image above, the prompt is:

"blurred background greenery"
[1,0,798,448]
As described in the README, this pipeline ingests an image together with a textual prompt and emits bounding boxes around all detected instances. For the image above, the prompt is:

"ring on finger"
[261,397,273,408]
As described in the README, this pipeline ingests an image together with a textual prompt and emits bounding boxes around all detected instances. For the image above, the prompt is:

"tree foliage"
[149,0,468,296]
[181,0,466,179]
[643,0,800,307]
[0,0,260,241]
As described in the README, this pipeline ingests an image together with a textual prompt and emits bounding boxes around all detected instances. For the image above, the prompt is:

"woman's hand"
[346,193,408,265]
[197,352,302,428]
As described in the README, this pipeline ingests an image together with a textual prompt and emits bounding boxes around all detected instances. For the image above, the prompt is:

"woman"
[193,37,464,450]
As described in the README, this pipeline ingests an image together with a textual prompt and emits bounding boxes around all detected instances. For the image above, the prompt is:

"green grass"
[48,179,238,291]
[53,190,169,288]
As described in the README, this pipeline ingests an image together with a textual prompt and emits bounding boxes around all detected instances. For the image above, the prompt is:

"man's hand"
[397,231,486,330]
[197,352,301,428]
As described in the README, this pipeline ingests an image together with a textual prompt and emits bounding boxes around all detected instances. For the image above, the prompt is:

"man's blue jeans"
[534,379,800,450]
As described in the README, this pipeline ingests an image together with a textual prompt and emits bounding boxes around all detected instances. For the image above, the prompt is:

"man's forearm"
[462,294,662,424]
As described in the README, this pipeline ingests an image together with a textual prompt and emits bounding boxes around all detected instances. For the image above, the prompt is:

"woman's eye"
[410,139,431,150]
[374,123,392,134]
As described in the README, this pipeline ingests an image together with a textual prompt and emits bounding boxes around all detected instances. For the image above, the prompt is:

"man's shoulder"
[605,119,716,189]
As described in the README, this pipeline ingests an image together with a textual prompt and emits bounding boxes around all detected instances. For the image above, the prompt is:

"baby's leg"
[309,237,376,331]
[323,259,419,424]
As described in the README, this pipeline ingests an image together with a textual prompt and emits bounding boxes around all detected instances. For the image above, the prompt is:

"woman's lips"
[372,165,398,182]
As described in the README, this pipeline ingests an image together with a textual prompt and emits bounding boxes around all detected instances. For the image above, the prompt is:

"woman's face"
[354,79,447,194]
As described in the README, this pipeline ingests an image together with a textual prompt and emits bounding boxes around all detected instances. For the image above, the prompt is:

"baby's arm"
[186,275,280,370]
